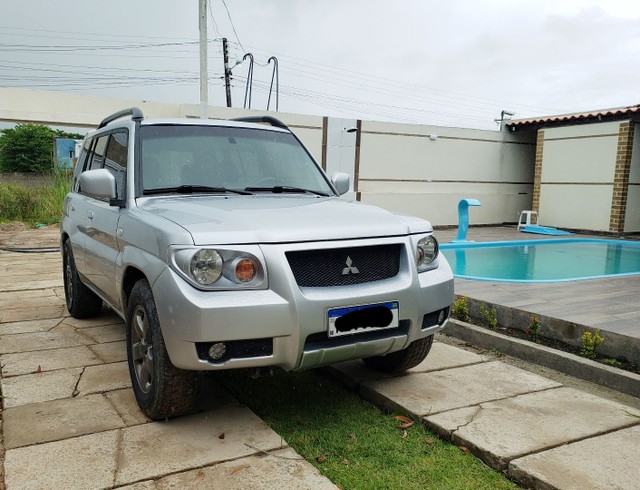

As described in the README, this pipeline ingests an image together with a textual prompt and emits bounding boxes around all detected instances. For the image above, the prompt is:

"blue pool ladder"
[453,198,481,242]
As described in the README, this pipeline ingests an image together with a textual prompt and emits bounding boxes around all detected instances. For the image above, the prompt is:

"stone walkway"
[329,347,640,489]
[0,250,335,490]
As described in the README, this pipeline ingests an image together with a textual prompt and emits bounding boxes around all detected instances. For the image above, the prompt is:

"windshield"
[139,125,334,196]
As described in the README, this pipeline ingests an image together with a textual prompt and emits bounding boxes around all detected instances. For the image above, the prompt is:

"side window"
[89,136,108,171]
[72,137,94,192]
[104,131,128,200]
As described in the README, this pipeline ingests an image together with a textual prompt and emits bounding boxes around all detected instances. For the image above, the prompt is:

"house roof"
[506,104,640,130]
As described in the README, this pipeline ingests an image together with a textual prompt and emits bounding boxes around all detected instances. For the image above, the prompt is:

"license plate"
[328,301,399,338]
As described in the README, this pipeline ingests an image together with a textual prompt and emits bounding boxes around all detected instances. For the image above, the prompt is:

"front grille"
[286,244,402,287]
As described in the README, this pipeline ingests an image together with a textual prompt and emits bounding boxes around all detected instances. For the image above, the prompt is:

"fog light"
[438,309,446,324]
[208,342,228,361]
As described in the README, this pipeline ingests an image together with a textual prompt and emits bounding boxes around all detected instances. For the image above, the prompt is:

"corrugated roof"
[507,104,640,128]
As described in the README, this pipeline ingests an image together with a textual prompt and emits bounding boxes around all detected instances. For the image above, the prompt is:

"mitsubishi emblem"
[342,256,360,275]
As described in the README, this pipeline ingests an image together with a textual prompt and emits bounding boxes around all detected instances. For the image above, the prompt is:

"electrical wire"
[220,0,246,53]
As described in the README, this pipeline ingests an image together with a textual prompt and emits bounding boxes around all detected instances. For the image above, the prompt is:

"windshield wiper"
[244,185,330,197]
[144,185,253,196]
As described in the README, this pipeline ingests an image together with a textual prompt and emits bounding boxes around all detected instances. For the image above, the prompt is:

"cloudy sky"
[1,0,639,129]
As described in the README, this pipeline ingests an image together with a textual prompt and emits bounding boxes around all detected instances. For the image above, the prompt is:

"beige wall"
[357,120,536,225]
[538,121,621,232]
[624,124,640,232]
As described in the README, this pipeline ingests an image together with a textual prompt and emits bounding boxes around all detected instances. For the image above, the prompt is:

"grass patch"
[0,173,70,225]
[216,370,517,490]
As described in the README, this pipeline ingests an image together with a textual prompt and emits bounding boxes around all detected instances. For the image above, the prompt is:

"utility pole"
[198,0,208,119]
[222,38,232,108]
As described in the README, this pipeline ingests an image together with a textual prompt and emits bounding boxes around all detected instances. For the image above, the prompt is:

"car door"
[83,130,128,308]
[64,136,95,277]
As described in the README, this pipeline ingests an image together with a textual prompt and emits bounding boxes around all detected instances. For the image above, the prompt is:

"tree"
[0,124,83,173]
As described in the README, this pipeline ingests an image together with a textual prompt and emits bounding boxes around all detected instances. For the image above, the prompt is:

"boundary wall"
[0,88,536,226]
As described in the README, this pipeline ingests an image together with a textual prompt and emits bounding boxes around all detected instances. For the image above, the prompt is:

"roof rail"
[98,107,144,129]
[230,115,289,130]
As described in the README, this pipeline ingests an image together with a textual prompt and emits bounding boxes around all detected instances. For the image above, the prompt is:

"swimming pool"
[440,239,640,282]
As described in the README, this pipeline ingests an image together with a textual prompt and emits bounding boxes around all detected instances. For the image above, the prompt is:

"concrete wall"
[625,124,640,232]
[0,87,535,226]
[538,121,621,232]
[356,120,536,225]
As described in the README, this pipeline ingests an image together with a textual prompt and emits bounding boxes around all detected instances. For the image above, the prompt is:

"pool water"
[440,239,640,282]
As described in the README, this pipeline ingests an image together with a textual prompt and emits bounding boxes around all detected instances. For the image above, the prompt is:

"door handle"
[88,211,95,220]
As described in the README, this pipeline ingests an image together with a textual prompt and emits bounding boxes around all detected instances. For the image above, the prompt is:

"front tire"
[63,240,103,318]
[126,279,200,420]
[362,335,434,374]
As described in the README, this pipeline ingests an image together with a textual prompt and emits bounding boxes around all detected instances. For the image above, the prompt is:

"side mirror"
[79,169,117,200]
[331,172,350,196]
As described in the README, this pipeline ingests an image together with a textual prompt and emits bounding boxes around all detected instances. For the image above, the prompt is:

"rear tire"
[362,335,434,374]
[126,279,200,420]
[63,240,103,318]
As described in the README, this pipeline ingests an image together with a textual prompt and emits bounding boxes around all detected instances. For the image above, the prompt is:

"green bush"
[0,124,82,173]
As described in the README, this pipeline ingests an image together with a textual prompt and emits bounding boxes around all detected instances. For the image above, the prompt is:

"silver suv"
[61,108,453,419]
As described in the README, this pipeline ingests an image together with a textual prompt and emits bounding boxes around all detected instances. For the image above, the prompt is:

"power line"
[220,0,246,53]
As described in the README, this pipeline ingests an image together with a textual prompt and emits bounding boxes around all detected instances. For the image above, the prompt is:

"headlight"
[190,249,223,285]
[416,236,439,272]
[170,246,267,290]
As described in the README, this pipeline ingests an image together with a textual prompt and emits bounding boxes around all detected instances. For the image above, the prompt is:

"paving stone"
[79,323,126,343]
[328,341,488,390]
[0,329,91,354]
[0,318,60,335]
[114,407,288,485]
[76,361,131,395]
[62,312,123,329]
[89,340,127,363]
[150,447,336,489]
[0,304,67,323]
[0,293,65,310]
[409,341,488,373]
[4,431,118,490]
[1,368,82,407]
[103,389,154,426]
[509,425,640,490]
[0,279,62,292]
[3,393,126,449]
[361,361,561,417]
[425,387,640,470]
[1,345,102,377]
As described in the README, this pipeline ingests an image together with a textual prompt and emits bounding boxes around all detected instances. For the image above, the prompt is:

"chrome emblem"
[342,256,359,275]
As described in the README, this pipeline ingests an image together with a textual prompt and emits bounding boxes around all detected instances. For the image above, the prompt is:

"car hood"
[140,195,432,245]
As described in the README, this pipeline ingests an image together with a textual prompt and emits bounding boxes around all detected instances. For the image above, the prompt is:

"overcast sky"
[1,0,639,130]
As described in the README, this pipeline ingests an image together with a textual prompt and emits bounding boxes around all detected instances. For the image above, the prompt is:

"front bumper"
[152,236,454,371]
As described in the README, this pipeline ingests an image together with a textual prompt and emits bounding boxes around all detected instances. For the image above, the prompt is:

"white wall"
[356,120,535,225]
[538,121,621,232]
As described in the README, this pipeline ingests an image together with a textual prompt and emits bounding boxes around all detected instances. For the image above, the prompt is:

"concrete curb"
[444,319,640,398]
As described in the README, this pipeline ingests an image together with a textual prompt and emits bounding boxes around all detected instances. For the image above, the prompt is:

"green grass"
[216,370,518,490]
[0,172,70,225]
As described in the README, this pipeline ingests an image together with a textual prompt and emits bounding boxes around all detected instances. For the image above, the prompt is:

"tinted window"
[89,136,108,171]
[104,132,128,199]
[140,125,332,195]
